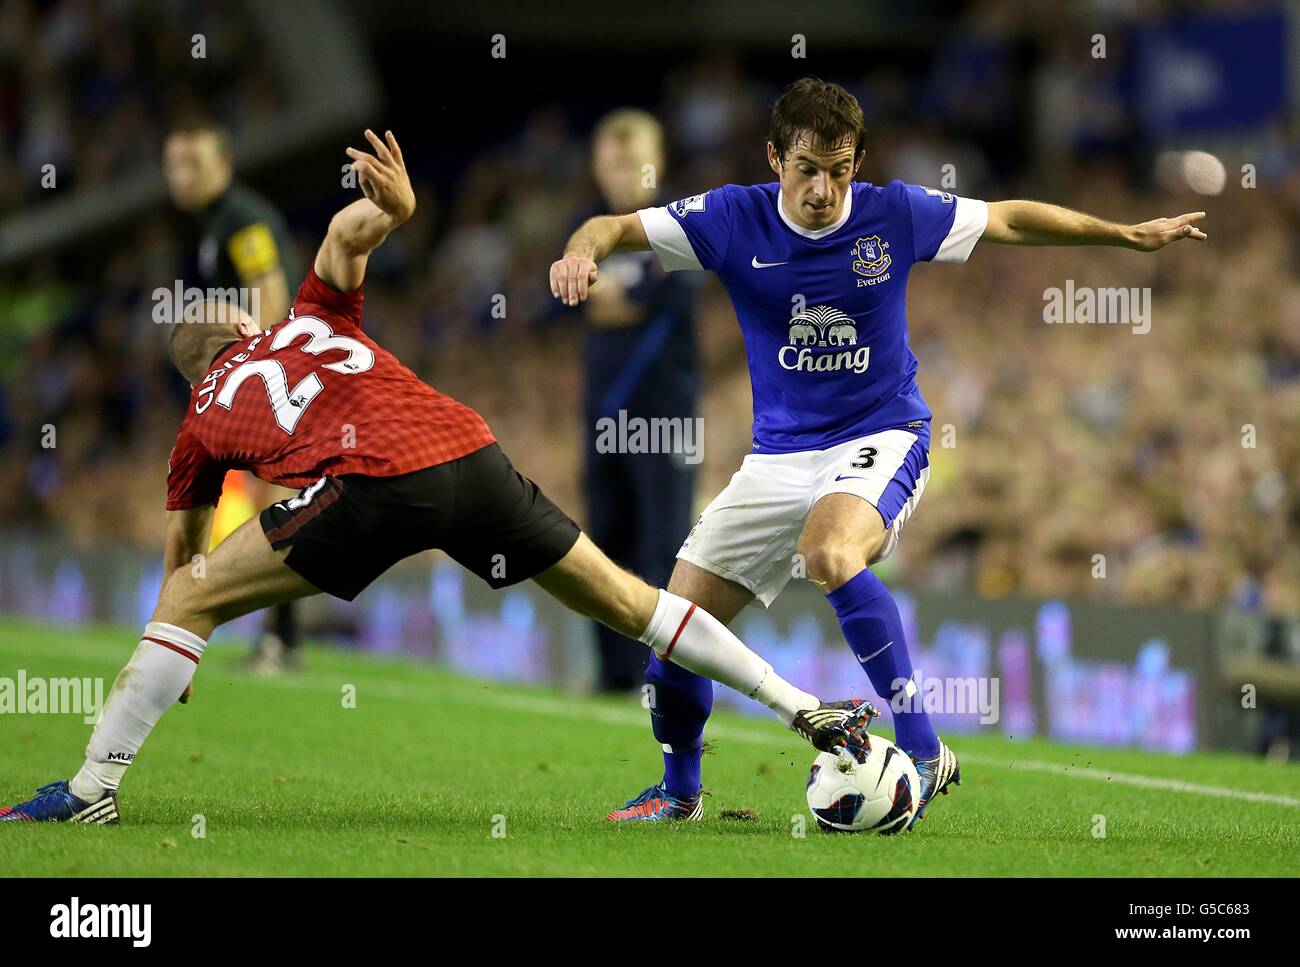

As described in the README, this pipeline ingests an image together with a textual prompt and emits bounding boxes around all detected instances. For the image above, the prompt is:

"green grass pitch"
[1,617,1297,876]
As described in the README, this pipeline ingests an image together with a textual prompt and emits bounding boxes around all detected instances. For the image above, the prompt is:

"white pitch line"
[251,673,1300,809]
[958,755,1300,808]
[701,718,1300,807]
[10,636,1297,812]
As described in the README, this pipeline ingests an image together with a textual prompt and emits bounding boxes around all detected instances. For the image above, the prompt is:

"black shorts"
[259,444,581,601]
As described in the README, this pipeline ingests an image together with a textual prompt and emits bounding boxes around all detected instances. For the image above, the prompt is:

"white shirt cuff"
[637,207,703,272]
[933,197,988,264]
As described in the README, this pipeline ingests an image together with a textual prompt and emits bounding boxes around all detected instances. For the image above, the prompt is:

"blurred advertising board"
[0,539,1288,754]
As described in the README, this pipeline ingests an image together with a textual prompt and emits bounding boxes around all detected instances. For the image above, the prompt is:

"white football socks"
[69,622,206,803]
[638,590,819,726]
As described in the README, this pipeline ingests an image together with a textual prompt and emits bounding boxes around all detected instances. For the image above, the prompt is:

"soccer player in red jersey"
[1,130,877,825]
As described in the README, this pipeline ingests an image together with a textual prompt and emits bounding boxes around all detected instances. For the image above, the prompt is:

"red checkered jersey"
[166,269,495,510]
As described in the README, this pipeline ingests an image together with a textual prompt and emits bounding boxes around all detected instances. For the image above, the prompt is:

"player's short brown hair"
[168,302,248,384]
[593,107,664,152]
[167,115,232,158]
[768,77,867,161]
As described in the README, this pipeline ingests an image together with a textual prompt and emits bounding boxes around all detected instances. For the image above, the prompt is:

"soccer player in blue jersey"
[549,78,1206,826]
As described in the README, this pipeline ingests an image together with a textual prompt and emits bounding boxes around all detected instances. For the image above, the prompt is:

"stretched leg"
[532,534,815,724]
[70,518,318,802]
[583,448,645,692]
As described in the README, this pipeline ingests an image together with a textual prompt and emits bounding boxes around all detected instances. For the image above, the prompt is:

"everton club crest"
[851,235,891,280]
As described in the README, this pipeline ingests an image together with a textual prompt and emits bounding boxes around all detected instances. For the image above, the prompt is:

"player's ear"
[853,150,864,177]
[766,142,782,177]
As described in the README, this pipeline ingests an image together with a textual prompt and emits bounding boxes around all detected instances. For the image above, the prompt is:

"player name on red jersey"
[166,270,494,511]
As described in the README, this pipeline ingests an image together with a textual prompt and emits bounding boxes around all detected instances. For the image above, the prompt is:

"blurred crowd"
[1,0,1297,615]
[0,0,283,216]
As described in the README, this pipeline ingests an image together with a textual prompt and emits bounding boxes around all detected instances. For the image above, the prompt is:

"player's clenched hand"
[346,129,416,224]
[550,253,599,306]
[1127,211,1207,251]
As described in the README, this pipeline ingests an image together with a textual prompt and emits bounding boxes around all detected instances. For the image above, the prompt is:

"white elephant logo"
[827,324,857,346]
[788,323,818,345]
[787,304,856,347]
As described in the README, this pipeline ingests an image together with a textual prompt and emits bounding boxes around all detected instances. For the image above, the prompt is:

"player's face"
[163,133,232,212]
[593,130,661,213]
[768,134,861,230]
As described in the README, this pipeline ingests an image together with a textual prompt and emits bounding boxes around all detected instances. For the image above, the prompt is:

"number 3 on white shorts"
[850,446,878,470]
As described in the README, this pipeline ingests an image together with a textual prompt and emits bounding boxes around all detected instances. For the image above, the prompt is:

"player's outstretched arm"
[549,213,649,306]
[984,200,1207,251]
[314,129,416,292]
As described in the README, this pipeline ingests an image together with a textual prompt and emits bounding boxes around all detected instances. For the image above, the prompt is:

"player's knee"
[798,541,868,590]
[154,568,216,629]
[155,568,191,612]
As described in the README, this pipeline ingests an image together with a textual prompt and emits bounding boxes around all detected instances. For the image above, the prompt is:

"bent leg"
[72,518,319,803]
[154,515,320,639]
[798,492,938,759]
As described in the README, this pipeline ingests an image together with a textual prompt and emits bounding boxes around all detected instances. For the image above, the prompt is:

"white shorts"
[676,427,930,607]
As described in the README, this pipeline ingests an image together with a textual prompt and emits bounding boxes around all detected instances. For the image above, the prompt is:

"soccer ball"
[805,736,920,834]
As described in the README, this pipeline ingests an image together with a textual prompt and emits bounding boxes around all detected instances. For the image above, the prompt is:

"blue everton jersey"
[638,181,987,453]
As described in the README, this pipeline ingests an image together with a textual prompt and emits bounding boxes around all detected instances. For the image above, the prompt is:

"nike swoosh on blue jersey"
[751,256,789,268]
